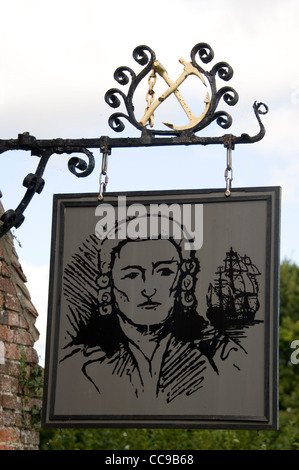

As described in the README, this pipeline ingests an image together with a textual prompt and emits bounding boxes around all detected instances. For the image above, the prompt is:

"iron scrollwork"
[105,45,155,134]
[0,140,95,237]
[105,42,267,139]
[0,42,268,237]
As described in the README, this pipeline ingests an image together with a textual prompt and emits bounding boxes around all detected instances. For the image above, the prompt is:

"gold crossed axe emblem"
[139,58,210,131]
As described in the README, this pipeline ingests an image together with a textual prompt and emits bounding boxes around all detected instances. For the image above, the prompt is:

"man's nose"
[141,285,157,299]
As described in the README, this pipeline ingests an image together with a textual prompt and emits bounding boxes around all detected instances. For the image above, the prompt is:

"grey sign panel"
[42,187,280,429]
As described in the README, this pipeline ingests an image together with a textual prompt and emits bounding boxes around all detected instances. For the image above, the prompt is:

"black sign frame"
[42,187,280,430]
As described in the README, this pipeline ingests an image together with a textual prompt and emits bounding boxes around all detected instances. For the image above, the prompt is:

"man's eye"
[157,267,175,276]
[122,272,139,280]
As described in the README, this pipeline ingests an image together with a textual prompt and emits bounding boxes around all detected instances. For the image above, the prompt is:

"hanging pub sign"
[42,187,280,430]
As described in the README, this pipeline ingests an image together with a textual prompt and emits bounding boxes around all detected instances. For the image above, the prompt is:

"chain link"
[144,68,157,127]
[98,150,109,201]
[224,144,233,197]
[223,136,235,197]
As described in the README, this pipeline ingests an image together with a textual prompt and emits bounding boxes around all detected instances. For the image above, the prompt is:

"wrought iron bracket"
[0,43,268,237]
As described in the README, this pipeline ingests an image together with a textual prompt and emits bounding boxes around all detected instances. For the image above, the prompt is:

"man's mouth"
[137,301,162,309]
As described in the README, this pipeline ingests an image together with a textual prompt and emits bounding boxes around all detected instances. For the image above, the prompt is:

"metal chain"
[98,150,109,201]
[144,68,157,127]
[224,139,234,197]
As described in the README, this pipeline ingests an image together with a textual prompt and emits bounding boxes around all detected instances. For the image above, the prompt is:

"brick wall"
[0,203,42,450]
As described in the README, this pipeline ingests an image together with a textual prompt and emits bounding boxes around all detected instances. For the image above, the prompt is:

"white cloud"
[1,0,299,273]
[270,159,299,205]
[20,261,49,366]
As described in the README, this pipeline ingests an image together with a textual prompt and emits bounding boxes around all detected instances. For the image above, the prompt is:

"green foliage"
[19,346,43,397]
[39,424,299,451]
[280,259,299,322]
[20,346,43,426]
[40,259,299,450]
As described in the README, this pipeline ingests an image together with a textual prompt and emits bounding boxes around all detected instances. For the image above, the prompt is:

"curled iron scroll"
[0,147,95,236]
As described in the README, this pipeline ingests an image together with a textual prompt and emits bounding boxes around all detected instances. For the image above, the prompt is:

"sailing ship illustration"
[206,247,261,328]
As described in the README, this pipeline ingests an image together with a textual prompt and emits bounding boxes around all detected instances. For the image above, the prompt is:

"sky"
[1,0,299,365]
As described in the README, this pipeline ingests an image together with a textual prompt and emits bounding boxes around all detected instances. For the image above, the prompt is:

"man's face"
[111,240,181,327]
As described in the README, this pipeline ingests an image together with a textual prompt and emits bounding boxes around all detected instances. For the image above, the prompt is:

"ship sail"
[206,248,260,328]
